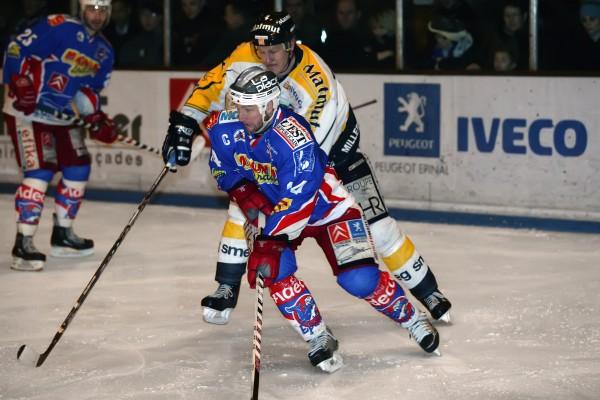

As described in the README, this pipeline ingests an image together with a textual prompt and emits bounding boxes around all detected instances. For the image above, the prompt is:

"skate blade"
[11,257,44,271]
[202,307,232,325]
[432,349,442,356]
[316,352,344,373]
[437,311,451,324]
[50,246,94,258]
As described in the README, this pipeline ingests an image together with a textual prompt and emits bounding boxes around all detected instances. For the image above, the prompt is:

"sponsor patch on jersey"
[274,116,312,149]
[233,129,245,143]
[48,14,66,26]
[95,45,110,63]
[292,144,315,175]
[47,72,69,93]
[7,41,20,58]
[235,153,278,184]
[327,219,372,265]
[61,48,100,77]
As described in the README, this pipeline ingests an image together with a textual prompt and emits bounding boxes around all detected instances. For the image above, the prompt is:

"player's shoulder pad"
[230,41,261,63]
[46,14,78,27]
[273,109,314,150]
[208,116,245,148]
[204,110,239,130]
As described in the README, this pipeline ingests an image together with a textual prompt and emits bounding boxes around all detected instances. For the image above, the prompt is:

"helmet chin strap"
[255,101,278,134]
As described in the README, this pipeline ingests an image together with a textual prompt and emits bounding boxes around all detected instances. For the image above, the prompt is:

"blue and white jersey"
[2,14,113,125]
[208,106,354,239]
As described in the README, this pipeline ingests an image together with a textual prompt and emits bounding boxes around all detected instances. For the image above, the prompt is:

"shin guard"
[54,178,86,228]
[364,271,416,327]
[269,275,326,341]
[15,178,48,236]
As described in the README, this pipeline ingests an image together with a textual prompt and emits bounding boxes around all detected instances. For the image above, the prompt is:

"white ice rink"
[0,193,599,400]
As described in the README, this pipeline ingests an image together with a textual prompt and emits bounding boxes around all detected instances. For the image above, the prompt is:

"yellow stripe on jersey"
[383,236,416,272]
[221,219,246,240]
[185,42,261,115]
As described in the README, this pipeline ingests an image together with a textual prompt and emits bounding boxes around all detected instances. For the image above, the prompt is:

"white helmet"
[79,0,112,30]
[229,66,281,132]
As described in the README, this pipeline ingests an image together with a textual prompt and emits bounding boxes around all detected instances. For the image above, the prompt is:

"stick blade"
[17,344,42,367]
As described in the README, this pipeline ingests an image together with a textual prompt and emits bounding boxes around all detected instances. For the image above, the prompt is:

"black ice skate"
[11,233,46,271]
[50,214,94,257]
[419,289,452,323]
[308,327,344,373]
[404,311,441,355]
[201,283,240,325]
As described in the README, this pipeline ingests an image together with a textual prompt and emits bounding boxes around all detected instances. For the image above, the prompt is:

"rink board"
[0,71,598,223]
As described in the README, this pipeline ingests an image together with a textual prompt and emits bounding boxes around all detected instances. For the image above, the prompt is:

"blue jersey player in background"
[162,66,441,372]
[2,0,118,271]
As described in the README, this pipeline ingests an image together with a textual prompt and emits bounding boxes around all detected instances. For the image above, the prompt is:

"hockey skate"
[403,311,441,355]
[11,233,46,271]
[50,214,94,257]
[201,283,240,325]
[419,290,452,323]
[308,327,344,373]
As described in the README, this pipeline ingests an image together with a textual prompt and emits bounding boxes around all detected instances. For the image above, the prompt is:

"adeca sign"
[457,117,587,156]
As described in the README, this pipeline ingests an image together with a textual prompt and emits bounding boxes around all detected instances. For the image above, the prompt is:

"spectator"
[172,0,221,67]
[104,0,140,67]
[492,0,529,70]
[119,0,163,68]
[578,0,600,69]
[434,0,480,39]
[284,0,322,49]
[320,0,369,69]
[199,0,256,68]
[492,40,518,71]
[426,15,480,70]
[363,7,396,69]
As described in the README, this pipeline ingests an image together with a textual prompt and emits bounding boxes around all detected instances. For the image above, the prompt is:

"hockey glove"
[247,234,289,288]
[228,180,273,226]
[9,74,36,115]
[85,111,118,144]
[162,110,200,167]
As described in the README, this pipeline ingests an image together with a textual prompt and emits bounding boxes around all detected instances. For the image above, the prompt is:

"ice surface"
[0,194,599,399]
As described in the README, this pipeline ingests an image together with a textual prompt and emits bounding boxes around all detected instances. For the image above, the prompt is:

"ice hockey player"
[162,66,441,370]
[2,0,117,271]
[177,12,452,325]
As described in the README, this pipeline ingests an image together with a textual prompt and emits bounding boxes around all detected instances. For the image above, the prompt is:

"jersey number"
[17,29,38,46]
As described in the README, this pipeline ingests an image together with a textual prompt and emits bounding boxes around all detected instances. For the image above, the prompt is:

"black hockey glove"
[162,111,200,168]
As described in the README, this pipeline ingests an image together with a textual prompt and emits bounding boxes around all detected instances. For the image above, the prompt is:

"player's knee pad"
[336,265,381,298]
[335,152,388,224]
[61,164,91,181]
[227,201,246,225]
[374,221,432,292]
[269,274,325,341]
[15,177,49,232]
[369,216,404,256]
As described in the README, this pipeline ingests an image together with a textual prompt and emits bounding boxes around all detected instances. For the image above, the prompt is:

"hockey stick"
[352,99,377,110]
[251,271,265,400]
[36,106,162,156]
[16,159,174,367]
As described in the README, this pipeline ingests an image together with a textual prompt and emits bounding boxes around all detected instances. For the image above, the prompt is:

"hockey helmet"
[79,0,112,30]
[229,66,281,132]
[251,12,296,47]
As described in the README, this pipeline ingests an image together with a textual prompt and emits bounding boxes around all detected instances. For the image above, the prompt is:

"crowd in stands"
[1,0,599,73]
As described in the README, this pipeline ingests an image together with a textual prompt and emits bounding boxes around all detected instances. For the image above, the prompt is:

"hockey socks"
[269,275,343,372]
[364,271,440,354]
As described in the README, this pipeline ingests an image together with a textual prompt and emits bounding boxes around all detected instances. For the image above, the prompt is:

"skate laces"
[22,236,40,253]
[407,313,435,342]
[309,330,335,355]
[64,227,86,245]
[424,291,442,309]
[212,284,234,299]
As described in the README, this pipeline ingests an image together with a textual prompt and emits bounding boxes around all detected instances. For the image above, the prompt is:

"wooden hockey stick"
[251,271,265,400]
[16,159,174,367]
